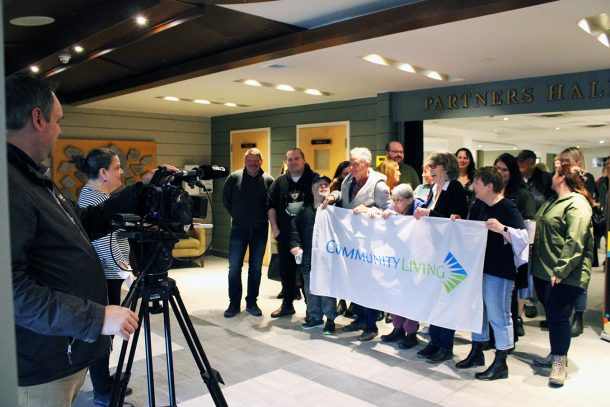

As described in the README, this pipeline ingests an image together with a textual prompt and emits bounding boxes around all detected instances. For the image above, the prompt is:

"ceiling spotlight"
[362,54,388,66]
[135,16,148,26]
[304,89,322,96]
[30,65,40,73]
[224,102,237,107]
[275,84,295,92]
[596,33,610,47]
[243,79,262,87]
[477,145,482,148]
[73,45,84,53]
[600,140,606,144]
[397,63,416,73]
[513,147,517,150]
[503,117,509,121]
[163,96,180,101]
[555,127,561,130]
[10,16,55,26]
[193,99,210,104]
[424,70,445,81]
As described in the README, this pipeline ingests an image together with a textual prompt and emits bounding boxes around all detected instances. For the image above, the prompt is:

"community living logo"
[324,240,469,293]
[442,252,468,293]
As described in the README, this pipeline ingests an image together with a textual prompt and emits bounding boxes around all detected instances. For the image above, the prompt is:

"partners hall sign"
[391,69,610,121]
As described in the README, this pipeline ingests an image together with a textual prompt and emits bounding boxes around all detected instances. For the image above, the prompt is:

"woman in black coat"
[413,152,468,364]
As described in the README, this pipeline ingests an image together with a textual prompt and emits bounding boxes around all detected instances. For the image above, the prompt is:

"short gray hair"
[392,183,414,200]
[350,147,372,164]
[427,152,459,180]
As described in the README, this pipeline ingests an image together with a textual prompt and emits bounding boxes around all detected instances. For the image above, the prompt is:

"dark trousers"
[352,303,378,331]
[90,278,123,395]
[534,276,584,355]
[228,224,268,304]
[429,325,455,352]
[277,240,297,306]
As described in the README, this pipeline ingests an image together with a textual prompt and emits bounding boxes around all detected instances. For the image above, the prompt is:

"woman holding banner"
[530,164,594,387]
[413,152,468,363]
[378,183,425,349]
[454,167,527,381]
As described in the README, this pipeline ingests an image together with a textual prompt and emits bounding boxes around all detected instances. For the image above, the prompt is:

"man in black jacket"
[222,148,274,318]
[516,150,553,209]
[267,148,318,318]
[7,74,139,407]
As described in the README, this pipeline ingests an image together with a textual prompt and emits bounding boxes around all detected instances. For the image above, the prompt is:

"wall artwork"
[52,139,156,201]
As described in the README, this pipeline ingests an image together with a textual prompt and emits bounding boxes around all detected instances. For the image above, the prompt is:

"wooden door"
[297,122,349,178]
[230,129,271,265]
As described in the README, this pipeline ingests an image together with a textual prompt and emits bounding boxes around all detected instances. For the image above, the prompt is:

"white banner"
[311,206,488,333]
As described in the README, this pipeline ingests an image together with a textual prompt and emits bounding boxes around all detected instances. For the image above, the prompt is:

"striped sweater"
[78,185,131,279]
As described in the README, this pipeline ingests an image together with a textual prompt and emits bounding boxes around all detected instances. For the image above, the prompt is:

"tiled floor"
[74,255,610,407]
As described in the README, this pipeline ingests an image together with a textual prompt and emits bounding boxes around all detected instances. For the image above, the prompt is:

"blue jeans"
[472,274,515,351]
[300,264,336,321]
[228,224,268,304]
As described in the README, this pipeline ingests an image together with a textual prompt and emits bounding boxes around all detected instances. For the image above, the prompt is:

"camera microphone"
[196,165,229,180]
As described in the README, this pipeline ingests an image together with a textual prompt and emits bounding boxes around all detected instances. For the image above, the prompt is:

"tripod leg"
[168,285,228,407]
[142,299,157,407]
[162,296,177,406]
[111,285,145,407]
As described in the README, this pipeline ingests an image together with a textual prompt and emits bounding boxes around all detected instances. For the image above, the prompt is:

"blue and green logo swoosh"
[442,252,468,293]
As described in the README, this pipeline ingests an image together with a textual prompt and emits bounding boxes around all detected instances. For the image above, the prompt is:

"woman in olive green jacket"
[530,164,594,388]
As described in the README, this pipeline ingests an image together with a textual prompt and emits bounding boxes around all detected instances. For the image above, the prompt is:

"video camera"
[135,164,228,230]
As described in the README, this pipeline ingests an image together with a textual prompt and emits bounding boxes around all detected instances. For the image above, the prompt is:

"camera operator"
[6,73,177,407]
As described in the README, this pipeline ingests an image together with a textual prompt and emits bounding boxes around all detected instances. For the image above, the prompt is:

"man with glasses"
[382,140,421,189]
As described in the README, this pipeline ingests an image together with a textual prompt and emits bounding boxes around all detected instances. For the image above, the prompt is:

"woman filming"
[530,163,594,387]
[73,148,135,407]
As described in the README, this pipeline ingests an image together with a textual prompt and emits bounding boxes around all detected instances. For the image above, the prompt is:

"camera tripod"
[110,235,227,407]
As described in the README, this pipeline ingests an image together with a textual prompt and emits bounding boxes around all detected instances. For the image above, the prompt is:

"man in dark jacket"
[267,148,318,318]
[517,149,553,209]
[7,74,139,407]
[222,148,274,318]
[290,175,337,334]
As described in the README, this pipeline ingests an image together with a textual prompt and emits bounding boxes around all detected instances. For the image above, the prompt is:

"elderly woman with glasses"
[412,152,468,363]
[375,184,426,348]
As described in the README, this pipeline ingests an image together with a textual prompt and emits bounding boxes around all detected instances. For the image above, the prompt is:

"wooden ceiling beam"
[65,0,557,104]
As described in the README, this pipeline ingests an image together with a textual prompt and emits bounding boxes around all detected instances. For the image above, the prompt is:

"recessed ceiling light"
[555,127,561,130]
[362,54,388,66]
[577,14,610,48]
[243,79,262,87]
[304,89,322,96]
[163,96,180,101]
[10,16,55,26]
[503,117,509,121]
[73,45,84,53]
[478,145,482,148]
[362,53,460,82]
[600,140,605,144]
[513,147,517,150]
[135,16,148,26]
[193,99,210,104]
[224,102,237,107]
[397,63,416,73]
[276,84,295,92]
[30,65,40,73]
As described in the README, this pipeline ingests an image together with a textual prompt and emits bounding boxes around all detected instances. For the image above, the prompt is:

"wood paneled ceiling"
[4,0,555,105]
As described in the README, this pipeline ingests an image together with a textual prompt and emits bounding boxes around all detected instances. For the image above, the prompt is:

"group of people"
[224,141,600,389]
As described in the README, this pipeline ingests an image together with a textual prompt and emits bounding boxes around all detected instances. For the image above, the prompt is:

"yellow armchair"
[172,227,206,267]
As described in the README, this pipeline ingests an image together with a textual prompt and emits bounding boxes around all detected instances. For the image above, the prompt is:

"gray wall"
[211,96,393,255]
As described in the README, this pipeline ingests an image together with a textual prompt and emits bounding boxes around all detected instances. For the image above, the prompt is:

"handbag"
[592,205,606,237]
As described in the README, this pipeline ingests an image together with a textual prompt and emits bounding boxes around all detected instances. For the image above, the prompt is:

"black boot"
[337,299,347,315]
[397,333,418,349]
[570,311,583,337]
[456,342,485,369]
[475,349,509,381]
[380,327,405,342]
